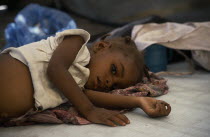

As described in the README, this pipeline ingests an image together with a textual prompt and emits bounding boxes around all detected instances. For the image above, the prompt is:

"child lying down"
[0,29,171,127]
[1,72,169,126]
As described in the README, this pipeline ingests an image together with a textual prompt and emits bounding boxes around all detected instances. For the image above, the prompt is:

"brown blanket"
[0,72,168,127]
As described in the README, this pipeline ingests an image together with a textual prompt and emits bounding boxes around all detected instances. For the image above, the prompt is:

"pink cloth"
[0,72,168,127]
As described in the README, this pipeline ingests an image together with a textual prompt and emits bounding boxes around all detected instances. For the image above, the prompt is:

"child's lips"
[94,77,111,91]
[94,83,98,89]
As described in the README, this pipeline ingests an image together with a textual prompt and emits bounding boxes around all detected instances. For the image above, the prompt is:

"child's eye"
[111,64,117,75]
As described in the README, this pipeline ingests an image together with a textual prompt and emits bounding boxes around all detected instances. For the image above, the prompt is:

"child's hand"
[85,106,130,127]
[138,97,171,118]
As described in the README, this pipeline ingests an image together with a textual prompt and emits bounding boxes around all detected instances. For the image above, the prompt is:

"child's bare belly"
[0,53,35,118]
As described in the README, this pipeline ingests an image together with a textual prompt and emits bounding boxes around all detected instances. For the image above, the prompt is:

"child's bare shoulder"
[48,35,85,66]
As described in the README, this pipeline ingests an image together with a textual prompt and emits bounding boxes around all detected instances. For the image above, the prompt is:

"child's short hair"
[101,35,150,83]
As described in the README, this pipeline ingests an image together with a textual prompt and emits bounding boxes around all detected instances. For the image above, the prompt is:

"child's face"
[85,45,140,91]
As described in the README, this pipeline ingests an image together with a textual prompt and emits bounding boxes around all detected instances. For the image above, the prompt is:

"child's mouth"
[94,76,111,92]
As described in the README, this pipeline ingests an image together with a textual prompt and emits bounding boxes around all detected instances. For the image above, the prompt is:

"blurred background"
[1,0,210,44]
[0,0,210,72]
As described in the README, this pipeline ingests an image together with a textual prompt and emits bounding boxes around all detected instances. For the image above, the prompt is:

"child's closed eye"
[111,64,117,75]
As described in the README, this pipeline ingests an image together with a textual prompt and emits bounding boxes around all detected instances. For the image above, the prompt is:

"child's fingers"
[161,101,170,106]
[149,100,171,117]
[160,103,167,115]
[104,119,117,127]
[165,103,171,115]
[116,114,130,124]
[155,102,161,113]
[109,115,126,126]
[149,103,161,117]
[158,102,166,116]
[157,102,166,116]
[160,101,171,115]
[159,101,171,116]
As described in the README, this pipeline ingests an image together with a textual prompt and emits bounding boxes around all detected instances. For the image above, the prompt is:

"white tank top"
[2,29,91,110]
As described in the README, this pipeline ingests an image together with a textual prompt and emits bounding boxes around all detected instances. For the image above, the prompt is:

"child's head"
[85,35,146,91]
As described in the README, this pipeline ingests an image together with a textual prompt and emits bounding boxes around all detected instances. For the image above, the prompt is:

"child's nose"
[97,76,101,84]
[105,79,112,89]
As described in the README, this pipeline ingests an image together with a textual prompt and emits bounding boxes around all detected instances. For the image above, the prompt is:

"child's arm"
[47,35,129,127]
[84,89,171,118]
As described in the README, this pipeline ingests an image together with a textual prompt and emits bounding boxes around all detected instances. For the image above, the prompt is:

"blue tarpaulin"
[3,4,77,49]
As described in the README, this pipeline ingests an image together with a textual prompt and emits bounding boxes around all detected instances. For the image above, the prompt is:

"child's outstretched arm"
[47,35,129,127]
[84,89,171,118]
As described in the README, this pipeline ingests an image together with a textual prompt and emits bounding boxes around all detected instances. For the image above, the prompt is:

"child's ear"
[93,41,112,53]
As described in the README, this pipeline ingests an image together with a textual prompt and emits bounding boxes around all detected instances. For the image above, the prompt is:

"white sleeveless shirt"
[2,29,91,110]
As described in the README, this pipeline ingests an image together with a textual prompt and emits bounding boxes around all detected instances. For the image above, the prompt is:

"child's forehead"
[106,38,137,52]
[106,37,126,45]
[108,44,137,58]
[108,51,135,64]
[107,48,129,58]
